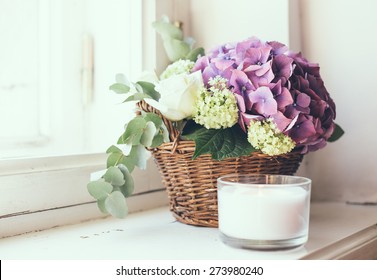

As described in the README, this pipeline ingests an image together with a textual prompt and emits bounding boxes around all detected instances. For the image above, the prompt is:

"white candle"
[218,185,310,240]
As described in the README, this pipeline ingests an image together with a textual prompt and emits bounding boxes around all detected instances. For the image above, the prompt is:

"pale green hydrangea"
[247,118,296,156]
[160,59,195,80]
[193,76,238,129]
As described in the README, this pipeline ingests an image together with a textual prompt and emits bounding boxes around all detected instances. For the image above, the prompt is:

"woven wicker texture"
[151,142,303,227]
[137,101,303,227]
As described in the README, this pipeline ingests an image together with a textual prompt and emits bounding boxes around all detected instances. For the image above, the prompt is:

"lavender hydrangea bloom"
[248,87,277,116]
[192,36,337,154]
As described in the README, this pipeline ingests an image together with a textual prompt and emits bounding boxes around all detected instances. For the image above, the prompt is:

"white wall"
[188,0,377,202]
[299,0,377,202]
[189,0,299,51]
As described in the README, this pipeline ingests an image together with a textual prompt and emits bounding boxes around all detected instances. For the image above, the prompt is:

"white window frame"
[0,0,187,238]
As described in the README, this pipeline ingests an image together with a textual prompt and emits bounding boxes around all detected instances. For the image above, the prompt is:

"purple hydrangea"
[192,37,336,153]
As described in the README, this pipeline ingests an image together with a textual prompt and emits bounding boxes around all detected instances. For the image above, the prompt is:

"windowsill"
[0,153,165,238]
[0,202,376,260]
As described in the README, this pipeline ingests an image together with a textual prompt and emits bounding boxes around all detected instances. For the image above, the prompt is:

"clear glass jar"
[217,174,311,250]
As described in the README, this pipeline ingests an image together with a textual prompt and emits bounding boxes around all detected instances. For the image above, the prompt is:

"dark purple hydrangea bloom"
[286,52,336,153]
[192,37,337,153]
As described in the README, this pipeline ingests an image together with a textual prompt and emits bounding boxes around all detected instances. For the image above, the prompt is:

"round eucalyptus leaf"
[143,112,162,129]
[133,92,153,101]
[163,37,191,62]
[97,198,108,214]
[136,81,160,101]
[123,117,147,145]
[106,152,123,168]
[103,166,125,187]
[150,134,163,148]
[106,145,122,154]
[152,19,183,40]
[186,47,205,62]
[109,83,130,94]
[134,82,143,93]
[105,191,128,218]
[118,164,135,198]
[127,144,149,170]
[87,181,113,200]
[140,121,157,147]
[115,73,130,86]
[119,156,135,173]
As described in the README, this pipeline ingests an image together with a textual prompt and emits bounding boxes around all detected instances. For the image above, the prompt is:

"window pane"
[0,0,41,139]
[0,0,144,158]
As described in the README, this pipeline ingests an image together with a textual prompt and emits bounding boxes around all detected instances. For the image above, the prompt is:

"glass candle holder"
[217,174,311,250]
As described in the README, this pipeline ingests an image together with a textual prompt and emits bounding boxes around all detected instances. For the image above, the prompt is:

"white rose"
[145,71,204,121]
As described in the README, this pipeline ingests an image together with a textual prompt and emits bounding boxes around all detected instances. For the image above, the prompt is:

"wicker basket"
[137,101,304,227]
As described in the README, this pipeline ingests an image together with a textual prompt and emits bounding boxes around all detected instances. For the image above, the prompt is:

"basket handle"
[137,100,180,143]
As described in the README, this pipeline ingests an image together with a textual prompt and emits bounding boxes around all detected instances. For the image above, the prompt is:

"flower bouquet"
[87,17,344,226]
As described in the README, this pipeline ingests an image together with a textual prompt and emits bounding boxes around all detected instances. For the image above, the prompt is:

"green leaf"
[143,112,162,129]
[111,143,132,156]
[107,152,122,167]
[136,81,160,101]
[105,191,128,218]
[152,20,183,40]
[140,121,157,147]
[97,198,108,214]
[182,124,256,160]
[163,37,191,62]
[151,134,164,148]
[186,47,205,62]
[118,164,134,198]
[328,123,345,142]
[122,117,147,145]
[117,132,126,144]
[123,92,152,103]
[106,145,122,154]
[103,166,125,187]
[87,181,113,200]
[118,156,135,174]
[106,146,130,170]
[108,145,148,171]
[106,148,135,172]
[115,73,130,86]
[109,83,130,94]
[127,144,149,169]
